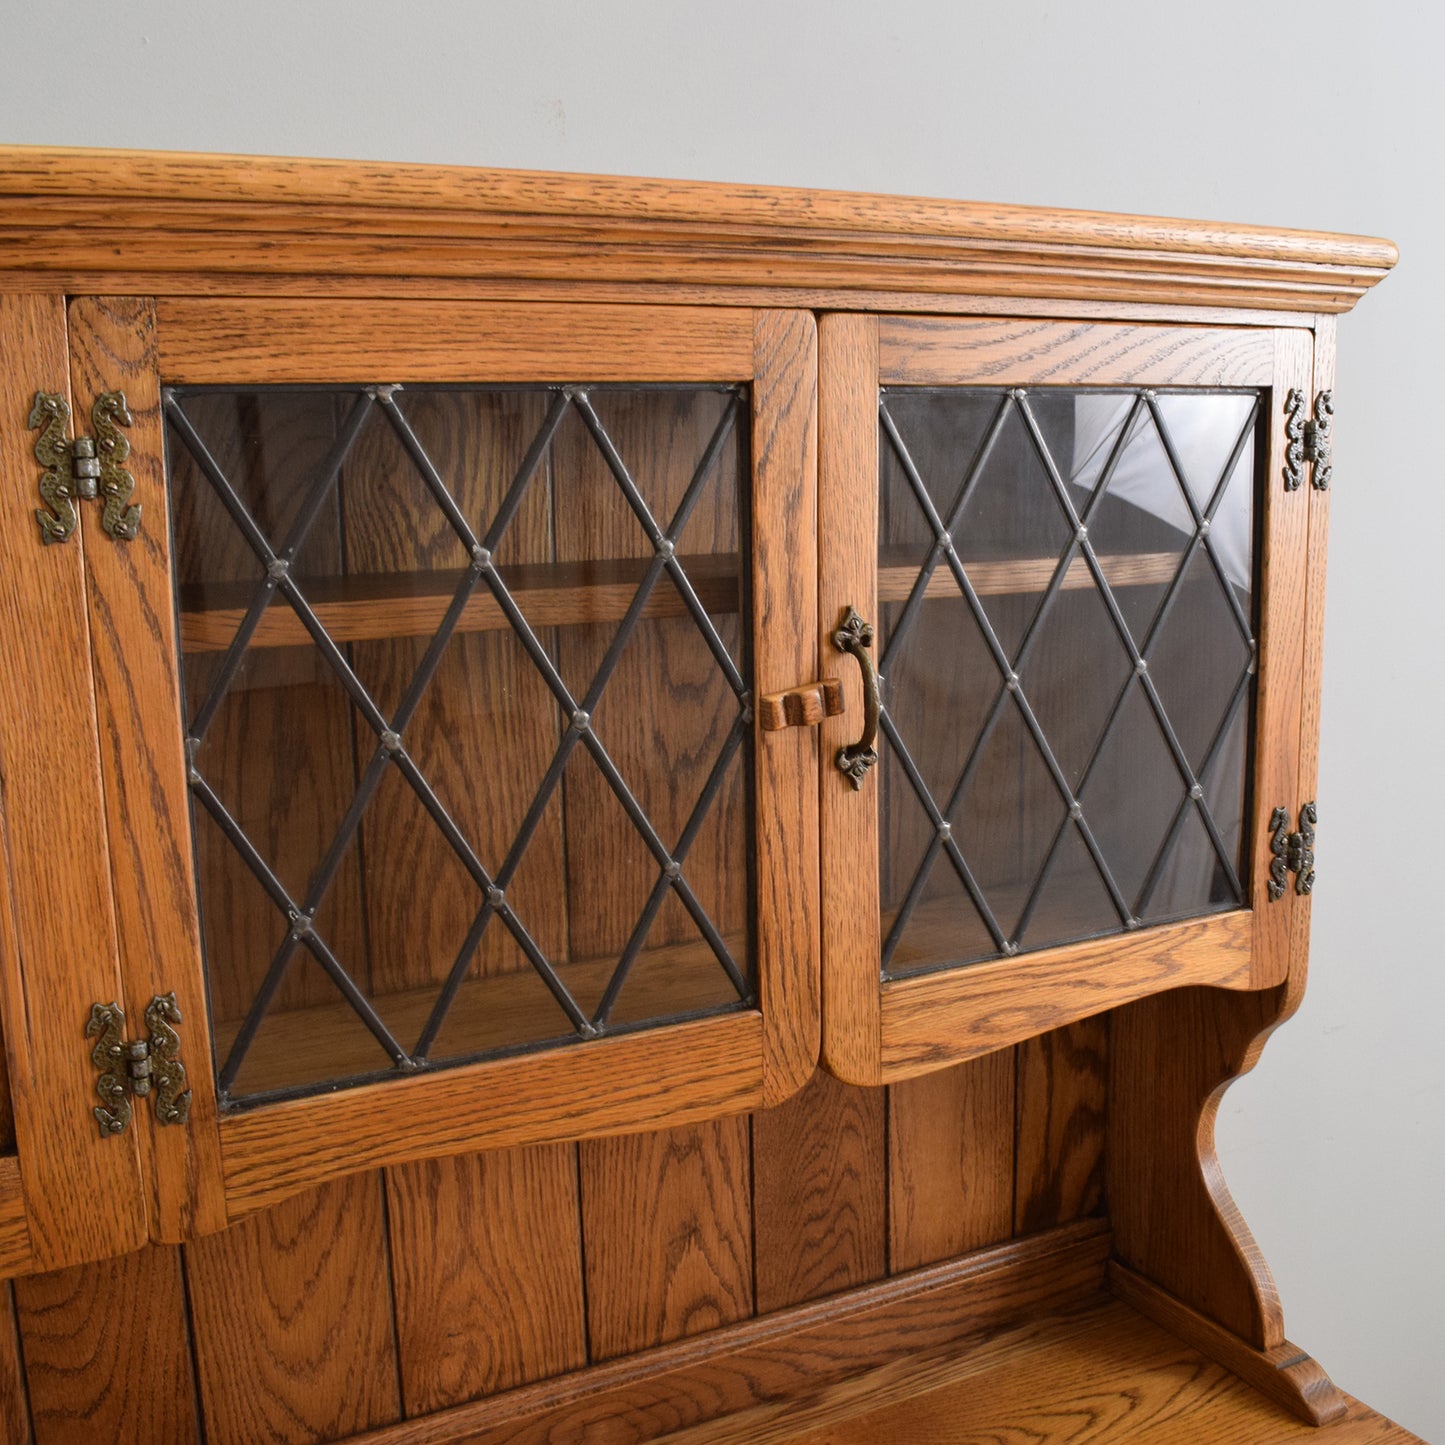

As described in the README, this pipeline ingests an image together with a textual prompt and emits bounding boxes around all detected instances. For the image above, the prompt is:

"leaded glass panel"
[166,384,753,1106]
[877,387,1259,980]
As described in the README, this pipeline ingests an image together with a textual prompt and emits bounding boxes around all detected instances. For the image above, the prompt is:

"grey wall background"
[3,0,1439,1437]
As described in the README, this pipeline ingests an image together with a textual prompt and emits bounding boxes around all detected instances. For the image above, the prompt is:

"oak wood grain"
[218,1010,763,1217]
[752,1070,886,1312]
[1110,1261,1346,1426]
[14,1245,198,1443]
[771,1299,1411,1445]
[213,935,747,1097]
[579,1119,753,1362]
[385,1146,586,1415]
[888,1053,1015,1272]
[157,299,756,383]
[1292,317,1336,981]
[878,317,1275,386]
[752,311,822,1101]
[333,1220,1110,1445]
[0,1159,31,1277]
[67,296,228,1242]
[817,313,883,1085]
[0,292,148,1270]
[177,553,740,651]
[185,1173,401,1443]
[0,148,1397,314]
[1250,328,1314,986]
[3,271,1334,328]
[1013,1018,1108,1234]
[0,1283,30,1444]
[1110,986,1288,1350]
[877,909,1253,1078]
[758,679,843,733]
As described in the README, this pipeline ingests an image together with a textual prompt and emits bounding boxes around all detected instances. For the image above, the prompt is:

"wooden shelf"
[725,1299,1421,1445]
[877,548,1179,608]
[178,549,1181,653]
[216,930,749,1100]
[177,554,742,654]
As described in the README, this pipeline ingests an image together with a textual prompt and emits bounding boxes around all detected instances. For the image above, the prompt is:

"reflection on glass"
[167,385,753,1105]
[877,387,1258,980]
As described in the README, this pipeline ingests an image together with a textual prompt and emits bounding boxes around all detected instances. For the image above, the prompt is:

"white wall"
[3,1,1439,1436]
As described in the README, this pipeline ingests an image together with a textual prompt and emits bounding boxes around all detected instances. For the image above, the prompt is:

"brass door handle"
[833,607,879,790]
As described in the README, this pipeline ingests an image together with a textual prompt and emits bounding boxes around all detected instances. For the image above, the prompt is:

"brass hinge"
[85,994,193,1136]
[28,390,142,545]
[1283,389,1333,492]
[1267,802,1317,900]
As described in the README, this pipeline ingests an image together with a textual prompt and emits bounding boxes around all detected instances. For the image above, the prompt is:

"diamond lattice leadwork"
[877,386,1260,980]
[165,383,753,1105]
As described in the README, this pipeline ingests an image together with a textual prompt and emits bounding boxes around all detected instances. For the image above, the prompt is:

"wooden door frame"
[818,313,1315,1086]
[0,294,151,1275]
[77,296,819,1227]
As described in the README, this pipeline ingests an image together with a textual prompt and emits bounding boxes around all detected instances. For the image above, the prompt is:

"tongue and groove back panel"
[0,1026,1104,1443]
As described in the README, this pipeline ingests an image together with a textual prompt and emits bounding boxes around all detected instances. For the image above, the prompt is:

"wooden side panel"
[0,1284,30,1445]
[752,1070,886,1313]
[1110,984,1287,1349]
[752,311,822,1102]
[817,313,882,1085]
[1013,1018,1108,1234]
[185,1173,401,1443]
[579,1119,753,1362]
[1292,316,1336,974]
[14,1245,197,1443]
[888,1052,1015,1272]
[67,296,228,1242]
[1251,328,1314,985]
[0,292,147,1269]
[385,1145,586,1416]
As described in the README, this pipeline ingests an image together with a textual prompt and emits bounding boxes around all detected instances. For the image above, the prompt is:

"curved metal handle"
[832,607,879,790]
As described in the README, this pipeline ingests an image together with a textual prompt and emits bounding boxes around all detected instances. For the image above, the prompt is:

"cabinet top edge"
[0,145,1398,315]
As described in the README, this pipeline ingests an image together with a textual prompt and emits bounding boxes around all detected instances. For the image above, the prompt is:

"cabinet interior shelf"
[214,930,748,1102]
[177,549,1181,653]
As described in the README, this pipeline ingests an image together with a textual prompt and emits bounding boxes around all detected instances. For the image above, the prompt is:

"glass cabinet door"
[818,316,1314,1085]
[74,299,819,1222]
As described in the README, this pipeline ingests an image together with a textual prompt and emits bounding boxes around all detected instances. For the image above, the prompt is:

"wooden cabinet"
[0,149,1412,1443]
[818,315,1315,1084]
[3,292,826,1251]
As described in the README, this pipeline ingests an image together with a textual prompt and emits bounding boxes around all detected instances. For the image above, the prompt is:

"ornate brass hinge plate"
[29,389,142,545]
[85,993,193,1136]
[1267,802,1317,900]
[1283,389,1333,492]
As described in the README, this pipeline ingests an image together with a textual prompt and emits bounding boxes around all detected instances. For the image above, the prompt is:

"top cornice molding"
[0,146,1397,315]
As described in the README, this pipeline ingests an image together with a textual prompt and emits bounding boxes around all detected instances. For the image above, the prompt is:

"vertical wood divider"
[1248,328,1314,987]
[66,297,228,1242]
[0,293,147,1270]
[817,313,882,1086]
[752,311,822,1103]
